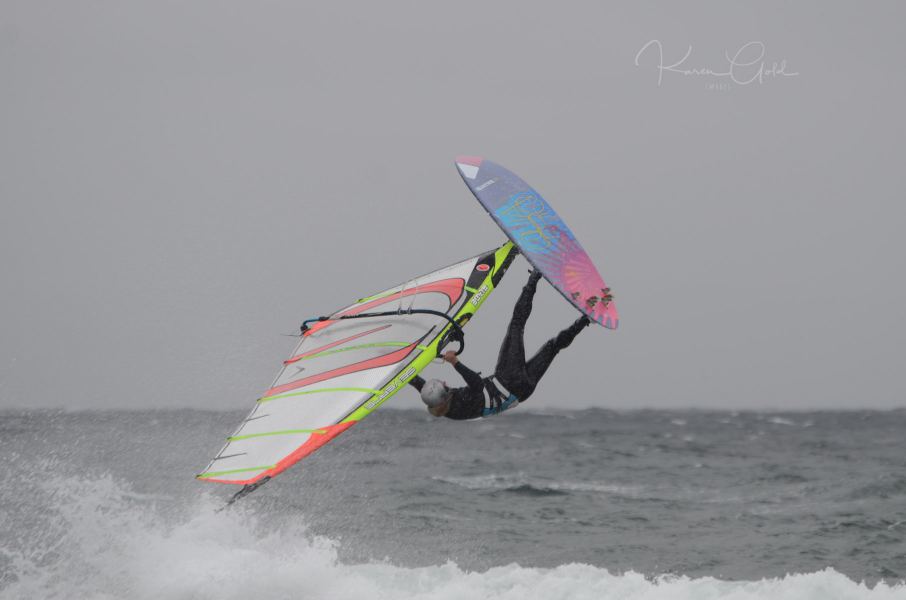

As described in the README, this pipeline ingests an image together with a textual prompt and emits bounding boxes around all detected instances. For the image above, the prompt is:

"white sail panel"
[197,247,511,485]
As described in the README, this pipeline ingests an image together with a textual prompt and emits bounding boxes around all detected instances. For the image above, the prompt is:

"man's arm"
[408,375,425,392]
[443,350,484,392]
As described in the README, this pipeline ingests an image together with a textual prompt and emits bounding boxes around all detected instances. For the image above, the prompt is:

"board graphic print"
[456,157,619,329]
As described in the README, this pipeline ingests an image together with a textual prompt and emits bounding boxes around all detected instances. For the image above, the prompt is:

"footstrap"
[481,377,520,417]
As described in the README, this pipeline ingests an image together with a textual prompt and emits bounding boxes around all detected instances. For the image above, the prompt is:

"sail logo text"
[470,284,490,306]
[365,366,417,409]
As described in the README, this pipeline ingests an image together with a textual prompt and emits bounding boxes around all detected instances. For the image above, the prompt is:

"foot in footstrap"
[555,316,590,350]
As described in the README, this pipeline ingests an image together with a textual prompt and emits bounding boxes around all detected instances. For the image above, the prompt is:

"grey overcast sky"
[1,2,904,411]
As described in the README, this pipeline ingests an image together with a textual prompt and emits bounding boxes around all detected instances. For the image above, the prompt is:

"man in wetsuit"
[409,270,592,419]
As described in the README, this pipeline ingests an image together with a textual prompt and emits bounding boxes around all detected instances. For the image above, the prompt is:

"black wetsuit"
[410,360,489,420]
[409,272,589,420]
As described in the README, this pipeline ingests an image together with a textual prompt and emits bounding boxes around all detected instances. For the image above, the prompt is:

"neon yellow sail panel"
[197,242,516,486]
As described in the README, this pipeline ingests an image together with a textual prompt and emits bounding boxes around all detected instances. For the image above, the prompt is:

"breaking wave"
[1,474,902,600]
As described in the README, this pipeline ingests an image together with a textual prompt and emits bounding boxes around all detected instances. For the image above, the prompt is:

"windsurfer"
[409,270,591,419]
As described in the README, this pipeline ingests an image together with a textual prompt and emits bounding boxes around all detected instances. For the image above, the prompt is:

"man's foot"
[554,316,590,350]
[568,315,591,335]
[526,269,542,287]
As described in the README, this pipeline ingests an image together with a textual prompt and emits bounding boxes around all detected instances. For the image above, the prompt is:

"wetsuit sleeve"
[453,361,484,393]
[409,375,425,392]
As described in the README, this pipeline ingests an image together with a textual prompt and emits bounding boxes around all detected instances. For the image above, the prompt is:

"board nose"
[455,156,484,180]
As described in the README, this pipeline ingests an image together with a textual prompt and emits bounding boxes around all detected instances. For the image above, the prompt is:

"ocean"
[1,408,904,599]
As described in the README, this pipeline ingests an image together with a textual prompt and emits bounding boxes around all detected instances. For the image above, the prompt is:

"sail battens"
[197,243,517,486]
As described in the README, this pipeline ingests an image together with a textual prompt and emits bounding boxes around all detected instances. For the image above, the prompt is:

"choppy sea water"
[1,408,904,599]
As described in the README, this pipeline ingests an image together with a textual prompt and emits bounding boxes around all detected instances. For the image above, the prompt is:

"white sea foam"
[1,474,902,600]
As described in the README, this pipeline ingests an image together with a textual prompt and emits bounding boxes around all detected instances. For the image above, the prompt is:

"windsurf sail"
[456,156,619,329]
[197,242,517,489]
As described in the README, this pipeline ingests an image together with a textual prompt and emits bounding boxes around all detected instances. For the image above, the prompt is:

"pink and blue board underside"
[455,156,619,329]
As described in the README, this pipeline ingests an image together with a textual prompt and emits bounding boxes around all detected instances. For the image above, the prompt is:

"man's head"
[420,379,452,417]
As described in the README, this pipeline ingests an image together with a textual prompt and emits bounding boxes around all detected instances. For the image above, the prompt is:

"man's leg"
[525,316,590,384]
[494,270,542,395]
